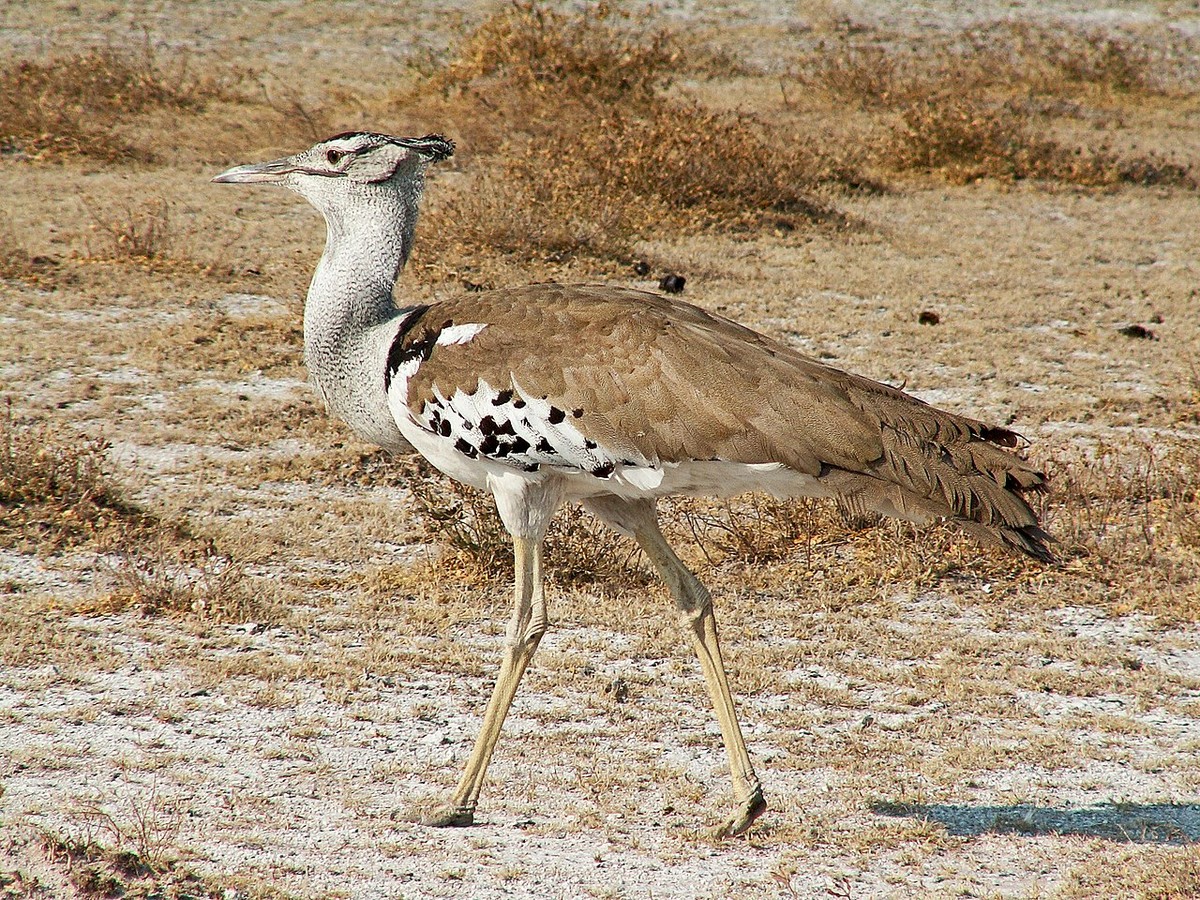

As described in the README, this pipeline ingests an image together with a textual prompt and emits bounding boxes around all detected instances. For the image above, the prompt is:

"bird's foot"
[421,803,476,828]
[711,785,766,840]
[392,800,475,827]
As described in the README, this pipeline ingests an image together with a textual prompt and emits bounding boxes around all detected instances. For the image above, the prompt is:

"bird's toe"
[711,786,767,840]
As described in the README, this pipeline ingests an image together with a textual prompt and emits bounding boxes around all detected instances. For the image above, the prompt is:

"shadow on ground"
[873,801,1200,844]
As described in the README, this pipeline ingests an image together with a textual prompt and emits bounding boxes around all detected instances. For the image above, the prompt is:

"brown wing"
[400,283,1051,560]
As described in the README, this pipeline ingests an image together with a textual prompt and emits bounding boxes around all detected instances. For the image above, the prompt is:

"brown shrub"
[0,48,226,161]
[404,458,648,588]
[882,93,1193,187]
[791,27,1196,188]
[1036,440,1200,621]
[995,22,1166,95]
[404,2,853,273]
[84,198,173,262]
[0,226,59,285]
[428,0,677,107]
[424,103,847,277]
[0,402,151,550]
[93,540,275,624]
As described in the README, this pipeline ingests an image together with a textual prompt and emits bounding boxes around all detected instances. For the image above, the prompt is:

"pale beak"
[211,156,295,184]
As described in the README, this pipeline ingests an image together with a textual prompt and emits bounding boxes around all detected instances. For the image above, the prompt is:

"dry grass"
[994,21,1188,95]
[402,2,853,277]
[425,1,676,108]
[0,401,154,551]
[399,435,1198,623]
[1062,843,1200,899]
[0,48,227,162]
[403,458,648,589]
[83,198,173,262]
[0,404,279,624]
[0,225,60,286]
[26,827,289,900]
[884,94,1193,187]
[85,540,278,624]
[1038,440,1200,621]
[794,28,1196,187]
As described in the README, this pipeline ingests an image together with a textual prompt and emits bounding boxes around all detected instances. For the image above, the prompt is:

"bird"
[213,131,1051,838]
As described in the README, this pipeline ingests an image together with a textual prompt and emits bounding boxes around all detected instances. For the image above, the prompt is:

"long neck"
[304,187,417,342]
[302,182,422,449]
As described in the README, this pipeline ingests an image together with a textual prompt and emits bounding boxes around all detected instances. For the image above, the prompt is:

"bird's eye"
[326,149,344,165]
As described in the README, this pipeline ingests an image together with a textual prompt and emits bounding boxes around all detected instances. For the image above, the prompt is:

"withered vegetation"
[0,401,154,551]
[0,48,228,162]
[402,457,648,588]
[0,403,275,624]
[793,23,1196,186]
[397,437,1199,624]
[402,2,851,279]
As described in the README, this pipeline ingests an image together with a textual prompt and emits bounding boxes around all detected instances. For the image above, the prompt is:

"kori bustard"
[214,131,1050,837]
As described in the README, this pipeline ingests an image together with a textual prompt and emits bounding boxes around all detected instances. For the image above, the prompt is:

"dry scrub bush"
[404,458,647,588]
[428,0,676,107]
[885,95,1193,187]
[1036,440,1199,621]
[400,438,1198,623]
[794,30,1195,187]
[0,226,58,285]
[37,826,237,900]
[995,21,1174,95]
[92,540,275,624]
[0,49,226,162]
[84,199,173,262]
[0,403,152,550]
[406,2,851,275]
[0,405,272,623]
[798,23,1180,108]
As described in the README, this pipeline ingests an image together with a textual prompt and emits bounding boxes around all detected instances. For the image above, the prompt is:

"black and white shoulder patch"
[384,305,434,391]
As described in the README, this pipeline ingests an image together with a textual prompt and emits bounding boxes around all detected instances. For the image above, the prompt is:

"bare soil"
[1,2,1198,898]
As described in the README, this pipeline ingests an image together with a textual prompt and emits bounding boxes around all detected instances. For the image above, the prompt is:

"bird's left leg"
[422,475,562,827]
[583,496,765,839]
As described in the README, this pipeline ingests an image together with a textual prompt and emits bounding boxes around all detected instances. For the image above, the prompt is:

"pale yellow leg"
[423,534,547,826]
[629,508,766,838]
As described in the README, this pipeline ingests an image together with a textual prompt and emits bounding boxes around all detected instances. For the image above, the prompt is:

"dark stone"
[658,273,686,294]
[1119,324,1157,340]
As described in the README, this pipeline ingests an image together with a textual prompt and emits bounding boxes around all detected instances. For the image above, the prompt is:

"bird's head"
[212,132,454,200]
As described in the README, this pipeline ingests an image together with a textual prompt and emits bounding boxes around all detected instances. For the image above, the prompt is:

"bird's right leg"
[422,533,547,827]
[583,496,765,839]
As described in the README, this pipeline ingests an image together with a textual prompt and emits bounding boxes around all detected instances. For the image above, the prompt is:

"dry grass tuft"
[405,2,853,276]
[428,0,676,107]
[84,198,173,262]
[1062,842,1200,899]
[998,21,1177,95]
[0,225,59,286]
[794,29,1196,187]
[1038,440,1200,621]
[88,540,276,624]
[404,458,648,588]
[402,436,1197,623]
[0,48,227,162]
[35,823,263,900]
[884,94,1193,187]
[0,402,155,551]
[0,405,276,623]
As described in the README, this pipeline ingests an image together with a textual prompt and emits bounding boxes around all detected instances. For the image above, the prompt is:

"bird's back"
[385,283,1051,561]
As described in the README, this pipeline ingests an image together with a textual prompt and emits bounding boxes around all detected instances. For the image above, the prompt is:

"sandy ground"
[2,2,1200,898]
